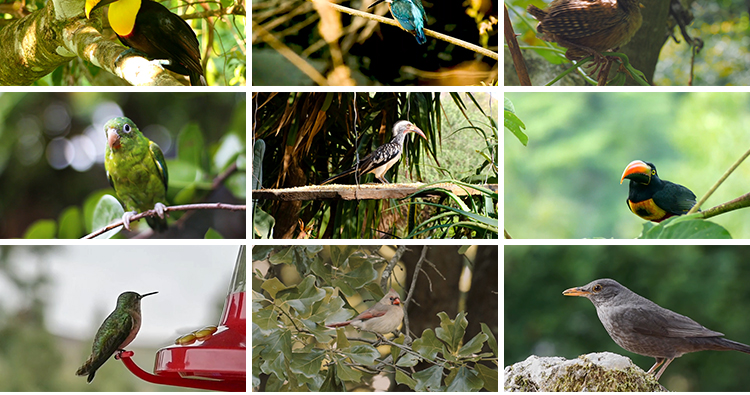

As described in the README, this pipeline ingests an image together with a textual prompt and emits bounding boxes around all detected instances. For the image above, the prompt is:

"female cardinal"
[326,288,404,334]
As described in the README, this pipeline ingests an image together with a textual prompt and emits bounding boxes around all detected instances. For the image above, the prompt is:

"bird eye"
[123,124,131,133]
[593,284,602,292]
[651,170,656,175]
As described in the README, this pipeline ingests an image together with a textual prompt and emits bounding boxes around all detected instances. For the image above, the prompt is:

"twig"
[688,147,750,215]
[503,4,530,85]
[380,245,407,289]
[82,203,246,239]
[402,246,428,343]
[699,192,750,219]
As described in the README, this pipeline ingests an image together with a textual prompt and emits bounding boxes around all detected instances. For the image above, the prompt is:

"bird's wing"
[148,140,168,191]
[652,181,697,214]
[544,1,624,38]
[626,305,724,338]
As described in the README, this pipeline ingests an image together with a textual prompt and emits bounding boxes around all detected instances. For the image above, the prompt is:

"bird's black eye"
[123,124,131,133]
[593,284,603,292]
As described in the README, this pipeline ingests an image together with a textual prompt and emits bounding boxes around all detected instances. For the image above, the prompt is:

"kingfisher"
[368,0,427,45]
[321,120,426,185]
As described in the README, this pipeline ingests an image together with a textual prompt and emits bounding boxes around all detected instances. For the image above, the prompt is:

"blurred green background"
[504,245,750,391]
[504,92,750,238]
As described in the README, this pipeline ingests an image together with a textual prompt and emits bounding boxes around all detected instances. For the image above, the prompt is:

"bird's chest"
[106,149,165,210]
[120,312,142,348]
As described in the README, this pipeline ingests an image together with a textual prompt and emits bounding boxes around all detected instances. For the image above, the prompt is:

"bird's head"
[392,120,426,140]
[620,160,657,185]
[104,117,142,151]
[563,278,625,307]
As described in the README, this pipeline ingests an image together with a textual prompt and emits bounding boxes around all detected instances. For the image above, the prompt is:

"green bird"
[103,117,168,232]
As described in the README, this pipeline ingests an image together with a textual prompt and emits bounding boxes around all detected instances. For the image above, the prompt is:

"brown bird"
[527,0,643,62]
[563,278,750,380]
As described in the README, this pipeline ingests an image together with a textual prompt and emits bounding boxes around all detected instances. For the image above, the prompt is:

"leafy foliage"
[252,245,498,391]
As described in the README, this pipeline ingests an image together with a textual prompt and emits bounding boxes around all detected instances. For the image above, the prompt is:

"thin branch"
[699,192,750,219]
[688,146,750,214]
[380,245,407,289]
[308,0,498,60]
[402,246,427,344]
[82,202,246,239]
[504,4,530,85]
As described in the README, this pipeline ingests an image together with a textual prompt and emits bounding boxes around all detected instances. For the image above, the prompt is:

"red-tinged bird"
[326,289,404,335]
[620,160,697,222]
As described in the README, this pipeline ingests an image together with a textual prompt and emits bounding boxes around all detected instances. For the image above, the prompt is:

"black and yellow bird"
[620,160,697,222]
[85,0,207,86]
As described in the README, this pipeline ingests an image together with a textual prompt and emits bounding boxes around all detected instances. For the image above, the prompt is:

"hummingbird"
[368,0,427,44]
[76,291,158,383]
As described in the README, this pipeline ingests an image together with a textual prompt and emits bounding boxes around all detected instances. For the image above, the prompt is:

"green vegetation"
[504,92,750,238]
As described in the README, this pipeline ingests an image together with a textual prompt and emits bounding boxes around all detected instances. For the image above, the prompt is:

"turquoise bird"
[368,0,427,44]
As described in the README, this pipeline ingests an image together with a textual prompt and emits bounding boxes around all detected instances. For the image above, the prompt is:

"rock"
[504,352,668,391]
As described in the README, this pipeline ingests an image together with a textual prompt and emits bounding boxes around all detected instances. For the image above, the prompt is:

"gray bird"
[563,278,750,380]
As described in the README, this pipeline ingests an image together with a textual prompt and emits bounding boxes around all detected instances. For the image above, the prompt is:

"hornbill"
[620,160,697,222]
[321,120,426,185]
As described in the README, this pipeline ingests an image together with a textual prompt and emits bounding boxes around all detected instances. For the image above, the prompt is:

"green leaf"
[436,311,468,353]
[253,207,275,238]
[457,332,488,357]
[412,328,442,360]
[320,364,344,391]
[445,365,483,391]
[176,122,206,169]
[341,344,380,365]
[335,359,361,382]
[57,206,83,239]
[396,353,420,367]
[289,350,326,378]
[396,370,417,389]
[481,323,498,356]
[91,194,124,239]
[204,228,223,238]
[413,365,443,391]
[475,363,498,392]
[284,276,326,317]
[226,172,246,199]
[214,133,244,171]
[504,103,528,146]
[639,217,732,239]
[253,308,278,331]
[23,220,56,239]
[330,245,358,268]
[261,277,292,299]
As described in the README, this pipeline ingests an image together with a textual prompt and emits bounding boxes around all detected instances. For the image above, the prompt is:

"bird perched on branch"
[326,289,404,335]
[527,0,643,62]
[321,120,426,185]
[103,117,169,232]
[368,0,427,44]
[85,0,206,85]
[620,160,696,222]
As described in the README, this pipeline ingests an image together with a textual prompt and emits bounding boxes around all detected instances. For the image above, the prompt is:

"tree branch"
[82,202,246,239]
[688,146,750,215]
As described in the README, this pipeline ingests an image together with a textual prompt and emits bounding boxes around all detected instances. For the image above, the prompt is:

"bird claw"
[121,211,137,231]
[154,202,167,219]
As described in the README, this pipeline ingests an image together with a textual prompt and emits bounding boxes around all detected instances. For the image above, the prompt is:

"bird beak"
[620,160,651,185]
[367,0,387,9]
[407,125,426,140]
[107,128,121,149]
[562,287,589,297]
[140,291,158,299]
[85,0,117,18]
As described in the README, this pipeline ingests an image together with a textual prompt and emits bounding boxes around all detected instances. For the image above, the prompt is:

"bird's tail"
[321,167,357,185]
[326,321,352,328]
[190,72,207,86]
[526,5,546,20]
[715,338,750,354]
[414,29,426,45]
[75,355,100,383]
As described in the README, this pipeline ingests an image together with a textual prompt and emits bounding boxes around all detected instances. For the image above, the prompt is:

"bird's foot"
[154,202,167,219]
[121,211,137,231]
